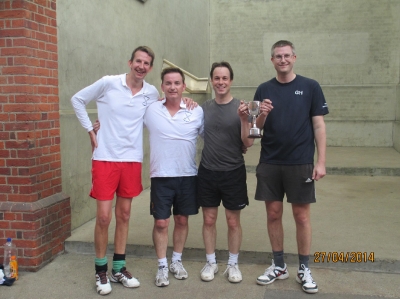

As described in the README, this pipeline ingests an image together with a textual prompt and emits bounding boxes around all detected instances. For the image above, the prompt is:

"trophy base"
[248,134,262,139]
[248,128,262,138]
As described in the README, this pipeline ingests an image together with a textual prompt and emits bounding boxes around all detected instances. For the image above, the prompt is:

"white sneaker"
[155,266,169,287]
[200,262,218,281]
[256,259,289,285]
[169,260,188,279]
[95,271,112,295]
[223,264,242,283]
[110,267,140,288]
[296,264,318,294]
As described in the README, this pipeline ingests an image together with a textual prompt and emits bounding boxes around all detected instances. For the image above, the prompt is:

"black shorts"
[255,163,316,204]
[197,163,249,210]
[150,176,198,219]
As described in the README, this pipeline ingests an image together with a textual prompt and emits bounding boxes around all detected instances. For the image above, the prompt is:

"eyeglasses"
[272,54,294,61]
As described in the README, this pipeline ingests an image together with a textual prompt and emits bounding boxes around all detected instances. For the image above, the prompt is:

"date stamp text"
[314,252,374,263]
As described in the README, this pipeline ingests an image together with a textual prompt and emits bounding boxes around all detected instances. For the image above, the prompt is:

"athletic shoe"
[95,271,112,295]
[169,260,188,279]
[110,267,140,288]
[223,264,242,283]
[155,266,169,287]
[256,259,289,285]
[200,262,218,281]
[296,264,318,294]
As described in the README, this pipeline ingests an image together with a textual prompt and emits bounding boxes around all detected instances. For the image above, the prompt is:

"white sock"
[158,257,168,268]
[228,252,239,266]
[206,253,217,264]
[171,251,182,263]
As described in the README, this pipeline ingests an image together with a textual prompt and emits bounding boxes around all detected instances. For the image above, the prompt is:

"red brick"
[0,9,29,19]
[16,113,42,121]
[15,94,42,103]
[1,65,35,75]
[0,185,12,193]
[4,122,35,131]
[7,176,35,185]
[11,219,41,230]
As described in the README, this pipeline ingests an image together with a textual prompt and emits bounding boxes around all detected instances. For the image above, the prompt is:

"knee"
[203,215,217,228]
[226,216,240,231]
[294,213,310,227]
[154,219,169,231]
[116,209,131,223]
[97,214,111,228]
[174,215,188,227]
[267,210,282,222]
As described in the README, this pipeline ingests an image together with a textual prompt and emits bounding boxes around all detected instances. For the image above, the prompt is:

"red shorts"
[90,160,143,200]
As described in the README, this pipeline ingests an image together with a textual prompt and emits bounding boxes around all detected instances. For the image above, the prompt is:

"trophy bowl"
[247,101,262,138]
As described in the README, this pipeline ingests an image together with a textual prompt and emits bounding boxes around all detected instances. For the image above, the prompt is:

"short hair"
[271,40,296,57]
[161,67,185,84]
[130,46,155,66]
[210,61,234,80]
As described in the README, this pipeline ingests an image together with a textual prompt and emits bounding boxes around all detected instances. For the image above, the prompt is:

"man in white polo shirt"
[143,67,203,287]
[71,46,158,296]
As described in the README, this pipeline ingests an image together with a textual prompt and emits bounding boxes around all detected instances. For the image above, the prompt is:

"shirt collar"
[160,98,187,109]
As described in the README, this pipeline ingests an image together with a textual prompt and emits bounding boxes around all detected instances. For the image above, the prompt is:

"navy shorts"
[150,176,198,219]
[255,163,316,204]
[197,163,249,210]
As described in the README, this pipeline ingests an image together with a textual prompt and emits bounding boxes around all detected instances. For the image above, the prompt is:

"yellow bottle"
[9,255,18,280]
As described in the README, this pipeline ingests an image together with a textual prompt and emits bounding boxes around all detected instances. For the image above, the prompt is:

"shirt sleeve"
[71,77,105,132]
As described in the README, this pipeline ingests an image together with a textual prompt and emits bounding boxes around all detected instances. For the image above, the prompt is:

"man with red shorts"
[71,46,159,295]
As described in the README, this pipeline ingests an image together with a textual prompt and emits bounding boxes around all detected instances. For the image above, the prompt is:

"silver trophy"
[247,101,262,138]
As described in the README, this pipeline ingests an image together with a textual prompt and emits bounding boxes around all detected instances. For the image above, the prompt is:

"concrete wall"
[210,0,400,147]
[58,0,210,229]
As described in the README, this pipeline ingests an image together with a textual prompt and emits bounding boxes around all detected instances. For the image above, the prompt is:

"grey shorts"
[255,163,316,204]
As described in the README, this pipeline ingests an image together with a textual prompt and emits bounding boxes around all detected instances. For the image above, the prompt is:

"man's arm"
[71,78,104,151]
[312,115,327,181]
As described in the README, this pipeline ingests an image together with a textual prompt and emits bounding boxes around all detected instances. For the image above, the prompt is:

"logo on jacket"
[295,90,303,95]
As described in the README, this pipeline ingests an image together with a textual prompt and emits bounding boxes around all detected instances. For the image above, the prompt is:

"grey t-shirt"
[200,98,245,171]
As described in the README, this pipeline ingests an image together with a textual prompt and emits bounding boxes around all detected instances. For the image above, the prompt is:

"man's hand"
[260,99,273,116]
[312,161,326,181]
[182,97,198,110]
[238,100,249,121]
[93,120,100,134]
[88,130,98,153]
[241,145,248,154]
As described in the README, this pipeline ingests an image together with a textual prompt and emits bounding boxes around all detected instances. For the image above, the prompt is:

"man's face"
[161,72,186,101]
[128,50,153,80]
[271,45,296,75]
[211,67,232,97]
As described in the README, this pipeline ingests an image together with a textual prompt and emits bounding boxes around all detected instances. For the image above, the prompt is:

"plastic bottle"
[3,238,17,279]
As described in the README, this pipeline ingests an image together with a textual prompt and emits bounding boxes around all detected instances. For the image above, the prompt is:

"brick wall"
[0,0,71,271]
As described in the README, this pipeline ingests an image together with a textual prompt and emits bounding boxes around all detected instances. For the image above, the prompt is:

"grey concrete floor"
[2,253,399,299]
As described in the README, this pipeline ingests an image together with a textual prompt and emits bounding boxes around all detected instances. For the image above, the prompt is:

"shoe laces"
[223,264,239,276]
[157,266,168,278]
[172,261,184,271]
[97,271,108,284]
[119,267,133,279]
[201,262,214,273]
[300,266,314,283]
[263,263,276,276]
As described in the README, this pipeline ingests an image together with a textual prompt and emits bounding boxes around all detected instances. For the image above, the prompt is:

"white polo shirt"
[71,74,159,162]
[144,99,204,177]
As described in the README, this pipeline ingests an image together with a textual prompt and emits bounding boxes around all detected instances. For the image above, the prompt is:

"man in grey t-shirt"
[197,62,253,283]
